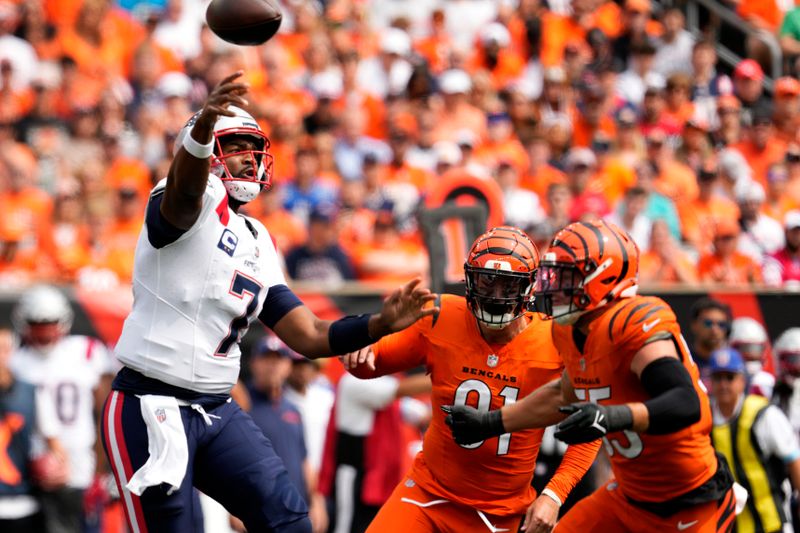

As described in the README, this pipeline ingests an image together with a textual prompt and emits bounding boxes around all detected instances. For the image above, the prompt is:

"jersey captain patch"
[218,229,238,256]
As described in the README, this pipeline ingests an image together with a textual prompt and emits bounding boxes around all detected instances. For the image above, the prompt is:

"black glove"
[554,403,633,444]
[441,405,506,445]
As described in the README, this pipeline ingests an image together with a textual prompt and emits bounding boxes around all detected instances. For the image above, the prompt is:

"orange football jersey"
[553,295,718,503]
[356,294,592,516]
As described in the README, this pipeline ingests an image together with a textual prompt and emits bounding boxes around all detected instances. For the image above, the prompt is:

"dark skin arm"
[270,278,438,359]
[161,71,249,230]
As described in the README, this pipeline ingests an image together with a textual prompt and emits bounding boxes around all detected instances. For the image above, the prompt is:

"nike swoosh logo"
[642,318,661,332]
[677,520,698,531]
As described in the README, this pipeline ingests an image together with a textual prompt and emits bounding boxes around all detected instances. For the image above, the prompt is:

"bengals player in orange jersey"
[342,227,600,533]
[445,220,743,532]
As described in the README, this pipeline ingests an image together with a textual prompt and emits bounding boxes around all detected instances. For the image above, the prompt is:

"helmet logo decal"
[484,260,512,271]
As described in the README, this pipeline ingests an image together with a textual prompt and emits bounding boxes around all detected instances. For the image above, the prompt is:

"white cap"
[456,128,478,147]
[308,71,343,100]
[380,27,411,56]
[736,180,766,203]
[439,69,471,94]
[565,147,597,170]
[434,141,462,166]
[157,71,192,99]
[718,148,753,184]
[32,61,61,89]
[544,66,567,83]
[480,22,511,47]
[785,210,800,229]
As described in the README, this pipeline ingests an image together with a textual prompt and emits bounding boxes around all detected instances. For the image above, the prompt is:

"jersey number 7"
[215,271,263,357]
[453,379,519,455]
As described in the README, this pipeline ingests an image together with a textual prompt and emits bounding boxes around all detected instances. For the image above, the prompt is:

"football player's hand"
[554,403,632,444]
[370,278,438,338]
[441,404,505,445]
[197,71,250,126]
[522,494,559,533]
[340,346,375,372]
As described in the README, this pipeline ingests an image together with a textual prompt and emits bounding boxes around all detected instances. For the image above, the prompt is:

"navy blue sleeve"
[258,284,304,328]
[146,191,188,249]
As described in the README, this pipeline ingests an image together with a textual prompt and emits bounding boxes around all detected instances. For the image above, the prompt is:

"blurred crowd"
[3,0,800,290]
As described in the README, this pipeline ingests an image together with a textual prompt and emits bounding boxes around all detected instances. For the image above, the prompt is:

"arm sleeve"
[755,406,800,463]
[348,322,428,379]
[544,439,602,503]
[258,284,304,329]
[639,357,701,434]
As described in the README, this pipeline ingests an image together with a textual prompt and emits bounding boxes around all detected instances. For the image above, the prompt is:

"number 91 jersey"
[371,295,564,516]
[115,176,285,394]
[554,295,718,503]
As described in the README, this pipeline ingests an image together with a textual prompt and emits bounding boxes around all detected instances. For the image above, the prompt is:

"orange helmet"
[464,226,539,329]
[534,220,639,325]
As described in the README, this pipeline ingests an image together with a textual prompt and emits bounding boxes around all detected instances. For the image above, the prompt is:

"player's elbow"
[646,385,701,435]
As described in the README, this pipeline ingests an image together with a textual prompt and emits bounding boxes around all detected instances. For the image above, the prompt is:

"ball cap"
[785,210,800,230]
[709,348,746,375]
[734,59,764,81]
[775,76,800,98]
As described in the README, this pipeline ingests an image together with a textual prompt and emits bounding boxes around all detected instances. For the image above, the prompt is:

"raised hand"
[369,278,438,338]
[196,71,250,128]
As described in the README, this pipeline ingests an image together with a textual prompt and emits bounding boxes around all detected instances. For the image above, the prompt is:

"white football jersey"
[11,335,112,489]
[115,175,286,394]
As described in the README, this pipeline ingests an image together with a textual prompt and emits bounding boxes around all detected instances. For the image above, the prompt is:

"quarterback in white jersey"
[102,71,438,533]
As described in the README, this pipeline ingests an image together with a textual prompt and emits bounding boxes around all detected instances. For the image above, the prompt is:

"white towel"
[126,395,189,496]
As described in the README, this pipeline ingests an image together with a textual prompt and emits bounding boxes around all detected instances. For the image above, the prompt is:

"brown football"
[206,0,283,46]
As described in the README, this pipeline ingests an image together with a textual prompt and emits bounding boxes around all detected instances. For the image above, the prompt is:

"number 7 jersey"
[554,295,718,503]
[115,176,286,394]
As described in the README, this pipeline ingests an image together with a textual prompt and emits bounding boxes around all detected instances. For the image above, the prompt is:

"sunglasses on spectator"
[702,318,730,330]
[718,108,739,115]
[787,153,800,163]
[711,372,738,382]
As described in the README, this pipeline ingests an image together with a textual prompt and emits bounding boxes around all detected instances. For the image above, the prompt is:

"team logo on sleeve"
[487,354,499,368]
[218,229,238,257]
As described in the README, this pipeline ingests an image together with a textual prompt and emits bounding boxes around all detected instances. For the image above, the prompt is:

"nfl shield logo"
[487,354,498,368]
[155,408,166,423]
[579,358,586,372]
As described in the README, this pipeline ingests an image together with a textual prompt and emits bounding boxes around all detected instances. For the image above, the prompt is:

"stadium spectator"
[732,59,770,120]
[689,297,733,383]
[780,3,800,65]
[247,185,307,256]
[351,209,427,285]
[713,94,743,147]
[698,218,764,285]
[652,8,694,77]
[732,105,788,188]
[631,159,682,242]
[572,83,616,148]
[563,147,610,221]
[432,69,486,143]
[356,27,412,100]
[96,187,144,284]
[282,146,338,224]
[772,77,800,144]
[494,160,546,230]
[246,335,328,533]
[662,73,695,130]
[638,219,698,284]
[643,128,698,206]
[615,39,662,107]
[708,348,800,533]
[285,205,355,284]
[679,160,740,255]
[786,145,800,203]
[763,163,798,222]
[763,210,800,287]
[675,117,713,172]
[736,181,784,264]
[605,186,652,250]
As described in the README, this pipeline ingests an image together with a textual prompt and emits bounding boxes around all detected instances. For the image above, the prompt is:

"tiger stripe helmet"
[464,226,540,329]
[535,220,639,325]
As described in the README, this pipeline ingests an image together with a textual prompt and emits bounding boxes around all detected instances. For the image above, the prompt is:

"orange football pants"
[366,477,524,533]
[555,480,736,533]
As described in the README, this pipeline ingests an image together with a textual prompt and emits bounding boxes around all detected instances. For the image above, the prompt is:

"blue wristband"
[328,314,373,355]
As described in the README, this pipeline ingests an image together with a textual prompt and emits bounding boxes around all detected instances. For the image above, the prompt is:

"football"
[206,0,283,46]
